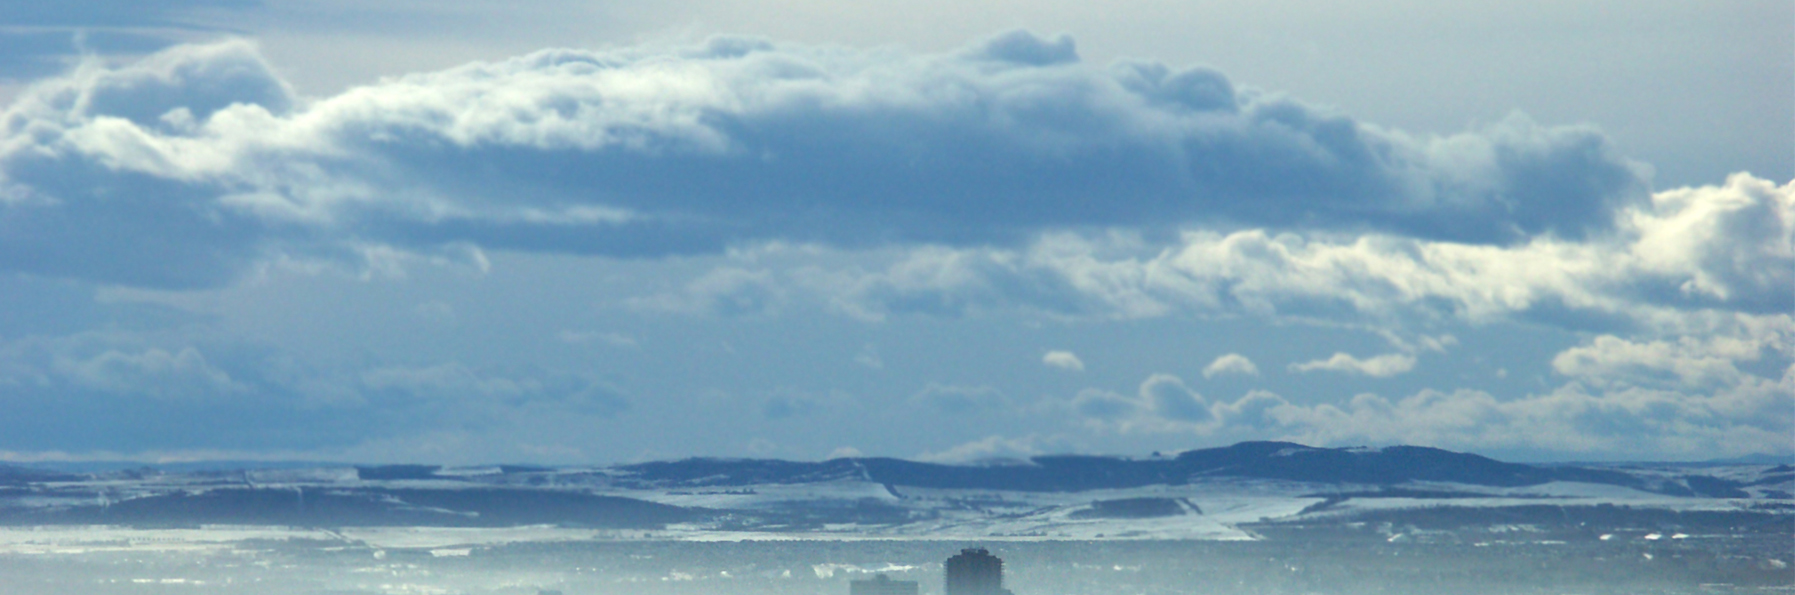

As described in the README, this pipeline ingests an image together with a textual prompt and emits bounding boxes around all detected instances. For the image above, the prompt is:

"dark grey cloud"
[0,332,627,452]
[1,32,1653,289]
[910,383,1007,414]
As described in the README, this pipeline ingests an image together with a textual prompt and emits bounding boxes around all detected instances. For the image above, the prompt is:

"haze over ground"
[0,0,1789,465]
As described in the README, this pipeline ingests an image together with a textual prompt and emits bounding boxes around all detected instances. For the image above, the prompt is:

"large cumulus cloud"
[787,173,1792,326]
[0,32,1650,288]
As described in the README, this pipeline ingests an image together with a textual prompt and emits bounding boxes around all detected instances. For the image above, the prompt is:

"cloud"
[1063,321,1794,458]
[53,345,246,399]
[0,32,1652,288]
[1289,352,1417,378]
[915,434,1047,464]
[1551,331,1778,389]
[1623,173,1794,312]
[626,268,785,316]
[1042,350,1084,371]
[1139,374,1212,422]
[358,362,629,416]
[1070,373,1225,429]
[1254,366,1795,458]
[911,383,1007,414]
[1201,353,1258,378]
[0,1,260,81]
[0,327,635,452]
[789,174,1791,332]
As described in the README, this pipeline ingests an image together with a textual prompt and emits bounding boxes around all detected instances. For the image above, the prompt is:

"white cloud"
[1255,366,1795,458]
[1202,353,1258,378]
[53,346,246,399]
[1625,173,1794,310]
[1553,336,1730,388]
[0,30,1785,464]
[1068,373,1282,435]
[783,174,1791,335]
[1550,328,1782,389]
[1066,371,1794,458]
[1043,350,1084,371]
[1289,352,1418,378]
[915,434,1046,464]
[0,33,1650,288]
[1060,317,1794,458]
[626,267,785,316]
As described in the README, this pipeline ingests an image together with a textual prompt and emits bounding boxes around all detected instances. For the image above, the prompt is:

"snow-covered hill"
[1,442,1788,543]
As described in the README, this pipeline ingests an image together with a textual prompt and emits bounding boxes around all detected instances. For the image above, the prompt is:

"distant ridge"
[0,463,81,486]
[1703,453,1795,466]
[617,441,1657,493]
[6,442,1775,499]
[2,441,1785,531]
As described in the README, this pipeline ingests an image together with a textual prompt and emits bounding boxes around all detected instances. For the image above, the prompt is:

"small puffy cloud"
[1289,352,1418,377]
[1202,353,1258,378]
[1043,350,1085,371]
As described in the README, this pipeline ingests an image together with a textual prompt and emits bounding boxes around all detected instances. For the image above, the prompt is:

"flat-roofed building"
[851,573,919,595]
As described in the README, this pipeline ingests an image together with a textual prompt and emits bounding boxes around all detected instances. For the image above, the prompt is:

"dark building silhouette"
[850,573,919,595]
[945,547,1007,595]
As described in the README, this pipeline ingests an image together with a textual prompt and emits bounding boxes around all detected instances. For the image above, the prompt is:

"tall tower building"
[944,547,1005,595]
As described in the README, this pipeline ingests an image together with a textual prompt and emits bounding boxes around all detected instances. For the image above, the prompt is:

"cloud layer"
[781,173,1791,328]
[1,32,1652,288]
[0,31,1787,462]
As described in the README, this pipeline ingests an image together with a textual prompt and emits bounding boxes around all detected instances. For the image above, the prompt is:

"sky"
[0,0,1789,465]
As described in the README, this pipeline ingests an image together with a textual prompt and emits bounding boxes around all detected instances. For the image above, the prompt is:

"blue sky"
[0,0,1789,464]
